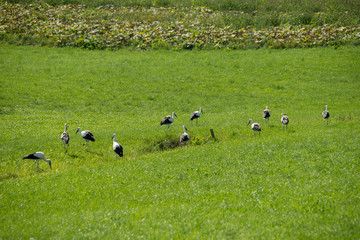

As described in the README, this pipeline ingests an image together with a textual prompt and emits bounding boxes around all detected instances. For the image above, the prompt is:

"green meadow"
[1,44,360,238]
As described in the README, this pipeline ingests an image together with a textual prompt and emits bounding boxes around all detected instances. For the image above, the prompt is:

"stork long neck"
[113,136,117,142]
[64,125,67,132]
[183,126,187,133]
[172,112,175,118]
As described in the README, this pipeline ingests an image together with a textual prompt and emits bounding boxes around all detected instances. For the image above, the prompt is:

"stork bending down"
[76,127,95,148]
[247,119,261,136]
[23,152,52,169]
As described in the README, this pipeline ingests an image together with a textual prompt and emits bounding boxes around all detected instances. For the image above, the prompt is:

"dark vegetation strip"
[0,1,359,50]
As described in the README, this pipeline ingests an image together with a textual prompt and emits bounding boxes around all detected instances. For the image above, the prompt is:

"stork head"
[112,133,116,140]
[75,127,80,134]
[247,119,253,126]
[281,113,285,116]
[266,106,269,109]
[325,105,328,110]
[183,125,187,132]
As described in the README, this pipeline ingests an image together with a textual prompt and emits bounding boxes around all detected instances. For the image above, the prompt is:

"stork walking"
[76,127,95,148]
[322,105,330,125]
[247,119,261,136]
[190,107,203,125]
[112,133,123,157]
[61,123,70,153]
[263,106,271,125]
[180,125,190,145]
[22,152,52,169]
[160,112,177,130]
[281,113,289,131]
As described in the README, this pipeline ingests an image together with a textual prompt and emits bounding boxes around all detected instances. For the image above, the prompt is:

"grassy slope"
[0,45,360,238]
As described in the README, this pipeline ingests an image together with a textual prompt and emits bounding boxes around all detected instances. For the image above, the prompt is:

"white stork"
[160,112,177,130]
[112,133,123,157]
[263,106,270,124]
[322,105,330,125]
[23,152,52,169]
[180,125,190,145]
[61,123,70,153]
[281,113,289,131]
[247,119,261,136]
[76,127,95,147]
[190,107,203,124]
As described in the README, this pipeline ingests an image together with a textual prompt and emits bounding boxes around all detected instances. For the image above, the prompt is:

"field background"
[1,44,360,238]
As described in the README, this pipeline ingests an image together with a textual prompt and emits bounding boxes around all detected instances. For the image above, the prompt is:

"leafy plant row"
[1,2,359,50]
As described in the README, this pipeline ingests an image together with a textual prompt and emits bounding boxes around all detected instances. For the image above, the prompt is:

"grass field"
[1,44,360,238]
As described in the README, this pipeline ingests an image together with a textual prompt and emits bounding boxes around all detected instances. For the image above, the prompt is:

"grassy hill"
[0,44,360,238]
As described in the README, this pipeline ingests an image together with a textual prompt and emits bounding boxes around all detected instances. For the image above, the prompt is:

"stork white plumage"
[23,152,52,169]
[190,107,203,125]
[112,133,123,157]
[281,113,289,131]
[180,125,190,145]
[247,119,261,136]
[160,112,177,130]
[76,127,95,148]
[263,106,271,125]
[61,123,70,153]
[322,105,330,125]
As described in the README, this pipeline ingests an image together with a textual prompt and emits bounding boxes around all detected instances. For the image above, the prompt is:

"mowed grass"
[0,45,360,238]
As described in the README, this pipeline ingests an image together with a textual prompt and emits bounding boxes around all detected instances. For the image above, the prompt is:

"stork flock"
[23,105,329,169]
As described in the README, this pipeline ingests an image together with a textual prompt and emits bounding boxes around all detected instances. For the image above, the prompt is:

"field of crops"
[1,1,360,50]
[1,44,360,238]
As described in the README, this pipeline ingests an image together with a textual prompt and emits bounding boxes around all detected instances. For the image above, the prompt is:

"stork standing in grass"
[76,127,95,148]
[160,112,177,130]
[180,125,190,145]
[112,133,123,157]
[190,107,203,125]
[247,119,261,136]
[263,106,270,125]
[61,123,70,153]
[322,105,330,125]
[23,152,52,169]
[281,113,289,131]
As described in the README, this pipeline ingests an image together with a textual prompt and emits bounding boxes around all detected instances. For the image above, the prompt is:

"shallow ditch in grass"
[141,133,214,153]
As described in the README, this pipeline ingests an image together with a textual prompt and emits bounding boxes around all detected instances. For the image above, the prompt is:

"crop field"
[0,44,360,238]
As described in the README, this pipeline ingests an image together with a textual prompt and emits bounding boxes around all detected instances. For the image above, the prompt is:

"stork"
[76,127,95,147]
[112,133,123,157]
[322,105,330,125]
[190,107,203,125]
[247,119,261,136]
[61,123,70,153]
[180,125,190,145]
[160,112,177,130]
[263,106,270,125]
[281,113,289,131]
[23,152,52,169]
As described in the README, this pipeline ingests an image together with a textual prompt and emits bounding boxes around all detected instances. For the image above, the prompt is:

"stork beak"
[174,113,178,118]
[75,129,78,134]
[112,135,114,139]
[49,161,52,169]
[247,120,251,126]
